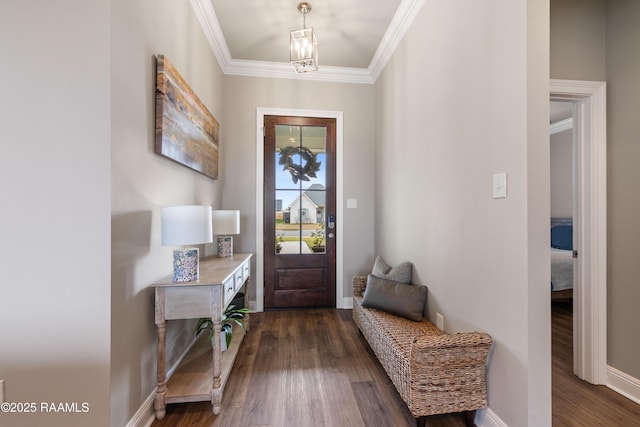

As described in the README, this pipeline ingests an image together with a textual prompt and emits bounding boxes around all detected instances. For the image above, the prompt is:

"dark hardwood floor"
[152,305,640,427]
[551,301,640,426]
[152,309,465,427]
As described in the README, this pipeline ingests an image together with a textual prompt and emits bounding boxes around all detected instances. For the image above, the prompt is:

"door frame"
[550,79,607,384]
[255,107,344,312]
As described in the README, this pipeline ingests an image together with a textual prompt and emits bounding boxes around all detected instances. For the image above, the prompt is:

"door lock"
[328,215,335,229]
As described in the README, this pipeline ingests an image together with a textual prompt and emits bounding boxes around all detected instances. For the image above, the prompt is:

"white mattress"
[551,247,573,291]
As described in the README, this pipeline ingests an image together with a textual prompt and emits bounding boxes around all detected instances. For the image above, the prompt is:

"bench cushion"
[371,255,412,283]
[361,275,428,321]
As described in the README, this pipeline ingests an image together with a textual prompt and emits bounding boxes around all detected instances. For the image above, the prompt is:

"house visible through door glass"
[274,125,327,255]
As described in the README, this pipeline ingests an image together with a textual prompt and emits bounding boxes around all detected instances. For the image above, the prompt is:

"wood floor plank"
[352,380,405,427]
[551,301,640,427]
[320,372,366,426]
[152,306,640,427]
[239,329,285,426]
[222,314,261,409]
[274,310,328,426]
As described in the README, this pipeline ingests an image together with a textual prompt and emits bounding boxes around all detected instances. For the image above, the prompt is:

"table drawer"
[242,259,250,281]
[223,277,235,307]
[234,259,250,291]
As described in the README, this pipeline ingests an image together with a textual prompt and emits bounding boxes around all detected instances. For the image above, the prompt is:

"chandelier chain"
[298,2,311,28]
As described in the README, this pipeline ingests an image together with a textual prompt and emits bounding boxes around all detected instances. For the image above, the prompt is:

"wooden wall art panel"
[155,54,219,179]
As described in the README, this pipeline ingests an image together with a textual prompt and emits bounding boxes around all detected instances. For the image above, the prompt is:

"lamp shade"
[161,205,213,246]
[212,210,240,235]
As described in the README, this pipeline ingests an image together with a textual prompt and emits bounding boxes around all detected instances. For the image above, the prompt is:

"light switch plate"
[493,173,507,198]
[347,198,358,209]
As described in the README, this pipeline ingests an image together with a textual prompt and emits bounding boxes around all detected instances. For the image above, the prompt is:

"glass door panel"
[274,124,327,255]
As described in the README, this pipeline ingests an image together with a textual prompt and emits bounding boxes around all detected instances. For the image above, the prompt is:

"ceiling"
[191,0,576,120]
[550,101,573,124]
[550,101,574,135]
[190,0,424,84]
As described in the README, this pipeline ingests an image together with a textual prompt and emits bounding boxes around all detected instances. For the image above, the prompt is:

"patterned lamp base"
[173,248,199,282]
[217,236,233,257]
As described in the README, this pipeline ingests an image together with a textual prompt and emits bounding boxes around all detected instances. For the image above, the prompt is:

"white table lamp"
[161,205,213,282]
[212,210,240,257]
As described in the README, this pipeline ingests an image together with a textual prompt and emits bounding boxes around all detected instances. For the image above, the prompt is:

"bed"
[551,218,574,300]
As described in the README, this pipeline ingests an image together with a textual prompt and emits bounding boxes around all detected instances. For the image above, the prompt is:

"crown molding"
[191,0,424,85]
[190,0,232,70]
[550,117,574,135]
[368,0,425,81]
[224,59,376,84]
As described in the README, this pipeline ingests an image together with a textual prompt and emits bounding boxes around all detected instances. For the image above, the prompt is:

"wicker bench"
[352,276,492,427]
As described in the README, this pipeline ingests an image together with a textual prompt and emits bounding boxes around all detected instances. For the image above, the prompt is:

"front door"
[263,115,336,309]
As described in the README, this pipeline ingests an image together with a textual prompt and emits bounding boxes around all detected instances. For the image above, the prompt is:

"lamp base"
[173,248,199,282]
[217,236,233,257]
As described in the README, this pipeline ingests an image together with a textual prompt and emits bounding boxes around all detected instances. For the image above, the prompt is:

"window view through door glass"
[274,125,327,255]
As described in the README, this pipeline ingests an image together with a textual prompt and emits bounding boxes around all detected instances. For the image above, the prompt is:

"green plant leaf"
[196,305,250,340]
[229,318,245,331]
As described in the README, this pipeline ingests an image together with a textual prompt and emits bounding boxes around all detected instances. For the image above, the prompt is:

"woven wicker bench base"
[352,276,492,426]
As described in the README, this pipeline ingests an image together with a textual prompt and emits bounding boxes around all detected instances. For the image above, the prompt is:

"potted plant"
[196,304,250,351]
[310,222,326,252]
[275,232,284,253]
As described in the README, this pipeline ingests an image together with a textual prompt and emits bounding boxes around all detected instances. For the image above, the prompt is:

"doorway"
[255,108,345,313]
[550,79,607,385]
[263,115,337,309]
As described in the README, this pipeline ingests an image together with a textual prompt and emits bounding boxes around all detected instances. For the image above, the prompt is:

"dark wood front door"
[263,115,336,309]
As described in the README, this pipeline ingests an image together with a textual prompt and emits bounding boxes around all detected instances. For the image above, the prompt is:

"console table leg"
[211,388,222,414]
[155,321,167,419]
[212,317,222,388]
[244,279,251,332]
[211,316,222,414]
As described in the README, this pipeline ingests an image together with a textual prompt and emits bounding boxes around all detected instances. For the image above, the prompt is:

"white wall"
[551,0,640,386]
[606,0,640,380]
[550,129,573,218]
[0,1,111,426]
[374,1,550,425]
[551,0,607,81]
[110,1,224,426]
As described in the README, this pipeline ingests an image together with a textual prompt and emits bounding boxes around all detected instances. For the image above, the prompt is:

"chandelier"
[290,2,318,73]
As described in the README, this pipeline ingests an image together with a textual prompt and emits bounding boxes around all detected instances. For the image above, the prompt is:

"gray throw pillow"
[361,275,427,322]
[371,256,412,283]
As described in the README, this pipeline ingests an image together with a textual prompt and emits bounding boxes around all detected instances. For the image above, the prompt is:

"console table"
[152,253,252,419]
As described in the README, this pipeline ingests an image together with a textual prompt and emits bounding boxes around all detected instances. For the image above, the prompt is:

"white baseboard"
[341,297,353,309]
[126,335,200,427]
[476,407,508,427]
[607,365,640,405]
[474,372,640,427]
[127,396,507,427]
[125,392,155,427]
